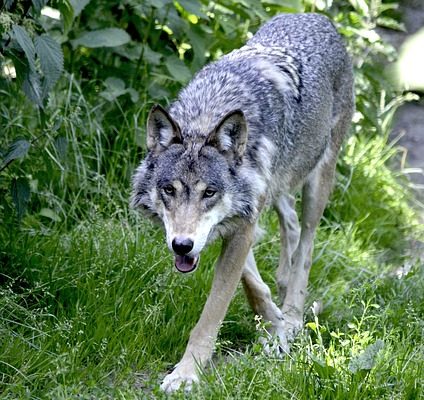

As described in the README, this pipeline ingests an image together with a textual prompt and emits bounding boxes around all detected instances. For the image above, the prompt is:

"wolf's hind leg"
[242,250,288,353]
[281,155,337,340]
[274,194,301,304]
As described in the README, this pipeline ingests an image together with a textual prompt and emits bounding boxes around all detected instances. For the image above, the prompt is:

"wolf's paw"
[259,334,289,356]
[259,315,304,356]
[160,365,199,393]
[259,319,290,356]
[281,314,303,342]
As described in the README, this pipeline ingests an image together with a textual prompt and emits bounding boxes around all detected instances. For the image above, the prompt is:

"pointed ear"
[146,104,182,153]
[208,110,248,160]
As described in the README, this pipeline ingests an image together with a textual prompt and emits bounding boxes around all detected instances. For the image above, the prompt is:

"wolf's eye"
[203,188,217,198]
[163,185,175,196]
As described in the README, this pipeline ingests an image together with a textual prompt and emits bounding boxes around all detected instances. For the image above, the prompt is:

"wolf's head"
[132,104,255,273]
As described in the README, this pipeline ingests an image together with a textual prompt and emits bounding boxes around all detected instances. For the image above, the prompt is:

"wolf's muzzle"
[172,237,198,273]
[172,237,194,255]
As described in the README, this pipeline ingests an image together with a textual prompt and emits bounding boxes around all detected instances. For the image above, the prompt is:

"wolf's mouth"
[174,254,198,273]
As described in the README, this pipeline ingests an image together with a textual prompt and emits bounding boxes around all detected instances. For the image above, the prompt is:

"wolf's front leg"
[160,224,255,393]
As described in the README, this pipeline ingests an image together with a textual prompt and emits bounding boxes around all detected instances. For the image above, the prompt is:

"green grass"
[1,127,423,398]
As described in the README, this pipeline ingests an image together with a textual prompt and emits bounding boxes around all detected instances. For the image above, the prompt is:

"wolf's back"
[248,13,349,77]
[171,13,351,133]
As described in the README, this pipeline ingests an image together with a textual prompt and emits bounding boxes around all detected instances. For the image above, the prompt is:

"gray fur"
[131,13,354,392]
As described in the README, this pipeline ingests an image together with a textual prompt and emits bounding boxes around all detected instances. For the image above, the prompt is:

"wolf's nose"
[172,238,194,255]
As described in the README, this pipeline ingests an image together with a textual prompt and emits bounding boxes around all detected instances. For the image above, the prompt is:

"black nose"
[172,238,194,255]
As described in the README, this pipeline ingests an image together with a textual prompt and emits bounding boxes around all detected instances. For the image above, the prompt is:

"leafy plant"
[0,1,65,107]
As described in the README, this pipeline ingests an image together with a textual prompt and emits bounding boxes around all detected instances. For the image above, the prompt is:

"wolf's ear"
[146,104,182,153]
[208,110,248,160]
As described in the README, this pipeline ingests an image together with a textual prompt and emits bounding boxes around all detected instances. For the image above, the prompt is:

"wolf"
[131,12,354,392]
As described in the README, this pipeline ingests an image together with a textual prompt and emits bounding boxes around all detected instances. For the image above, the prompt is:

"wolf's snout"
[172,237,194,255]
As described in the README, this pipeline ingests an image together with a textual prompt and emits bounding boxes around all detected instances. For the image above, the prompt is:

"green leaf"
[349,0,369,15]
[142,44,162,65]
[34,34,64,97]
[4,0,15,11]
[8,49,30,88]
[306,322,318,332]
[1,139,31,168]
[8,40,43,106]
[376,17,405,31]
[31,0,48,13]
[105,77,125,91]
[127,88,139,103]
[307,0,331,11]
[145,0,173,8]
[54,136,68,161]
[349,340,384,373]
[310,354,336,378]
[263,0,303,11]
[100,77,126,101]
[113,44,141,61]
[186,28,206,68]
[39,208,61,222]
[100,77,139,102]
[165,55,191,84]
[71,28,131,48]
[11,177,31,220]
[22,70,43,107]
[12,25,36,71]
[177,0,208,18]
[69,0,91,17]
[56,0,74,32]
[148,82,170,100]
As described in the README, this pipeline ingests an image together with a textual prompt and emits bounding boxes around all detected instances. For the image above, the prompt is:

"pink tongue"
[174,255,197,273]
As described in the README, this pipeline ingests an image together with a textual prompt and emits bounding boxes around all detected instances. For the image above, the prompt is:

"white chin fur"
[162,193,233,257]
